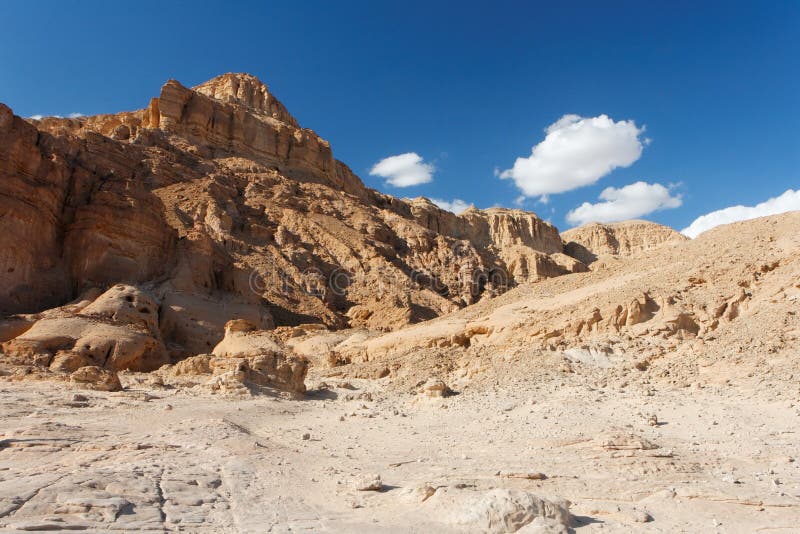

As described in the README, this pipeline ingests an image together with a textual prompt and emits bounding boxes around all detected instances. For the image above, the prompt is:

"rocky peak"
[193,72,299,127]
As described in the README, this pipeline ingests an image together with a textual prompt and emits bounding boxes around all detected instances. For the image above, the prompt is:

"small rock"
[354,473,382,491]
[598,431,659,451]
[502,471,548,480]
[631,509,653,523]
[302,432,311,440]
[400,483,437,502]
[71,393,89,402]
[419,378,450,398]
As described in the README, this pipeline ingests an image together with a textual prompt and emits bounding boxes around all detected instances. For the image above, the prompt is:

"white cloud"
[28,113,84,120]
[681,189,800,238]
[499,114,646,198]
[566,181,682,227]
[370,152,434,187]
[432,198,472,214]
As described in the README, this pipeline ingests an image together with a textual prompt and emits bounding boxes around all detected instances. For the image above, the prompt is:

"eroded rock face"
[405,199,564,255]
[0,103,175,315]
[562,220,687,265]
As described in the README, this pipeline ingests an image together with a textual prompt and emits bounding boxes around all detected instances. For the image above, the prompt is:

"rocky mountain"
[0,72,586,375]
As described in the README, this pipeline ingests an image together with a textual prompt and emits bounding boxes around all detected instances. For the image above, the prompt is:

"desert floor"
[2,367,798,533]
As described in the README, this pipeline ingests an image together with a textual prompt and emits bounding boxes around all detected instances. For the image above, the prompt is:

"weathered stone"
[70,366,122,391]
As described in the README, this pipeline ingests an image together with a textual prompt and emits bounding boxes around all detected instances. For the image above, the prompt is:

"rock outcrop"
[1,285,168,372]
[155,319,307,394]
[562,220,687,265]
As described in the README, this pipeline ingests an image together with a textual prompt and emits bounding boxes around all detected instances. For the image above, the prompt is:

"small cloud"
[566,181,682,227]
[29,113,81,120]
[432,198,472,214]
[370,152,434,187]
[513,195,526,207]
[681,189,800,238]
[538,194,549,205]
[499,114,646,198]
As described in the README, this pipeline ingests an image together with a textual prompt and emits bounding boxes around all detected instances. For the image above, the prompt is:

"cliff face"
[0,104,175,314]
[0,72,586,367]
[562,220,687,265]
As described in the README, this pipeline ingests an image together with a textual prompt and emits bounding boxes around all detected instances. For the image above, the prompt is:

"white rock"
[452,489,571,533]
[354,473,382,491]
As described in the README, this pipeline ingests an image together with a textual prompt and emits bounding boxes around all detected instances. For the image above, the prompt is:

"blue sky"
[1,1,798,233]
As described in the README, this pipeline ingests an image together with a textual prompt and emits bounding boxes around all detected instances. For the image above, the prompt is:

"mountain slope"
[322,212,800,389]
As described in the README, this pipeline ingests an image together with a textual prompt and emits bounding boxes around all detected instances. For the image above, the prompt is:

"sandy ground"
[1,368,798,533]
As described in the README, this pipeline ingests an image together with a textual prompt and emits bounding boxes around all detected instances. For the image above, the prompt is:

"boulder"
[418,378,451,398]
[353,474,383,491]
[212,319,282,358]
[199,320,309,393]
[1,285,168,372]
[70,366,122,391]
